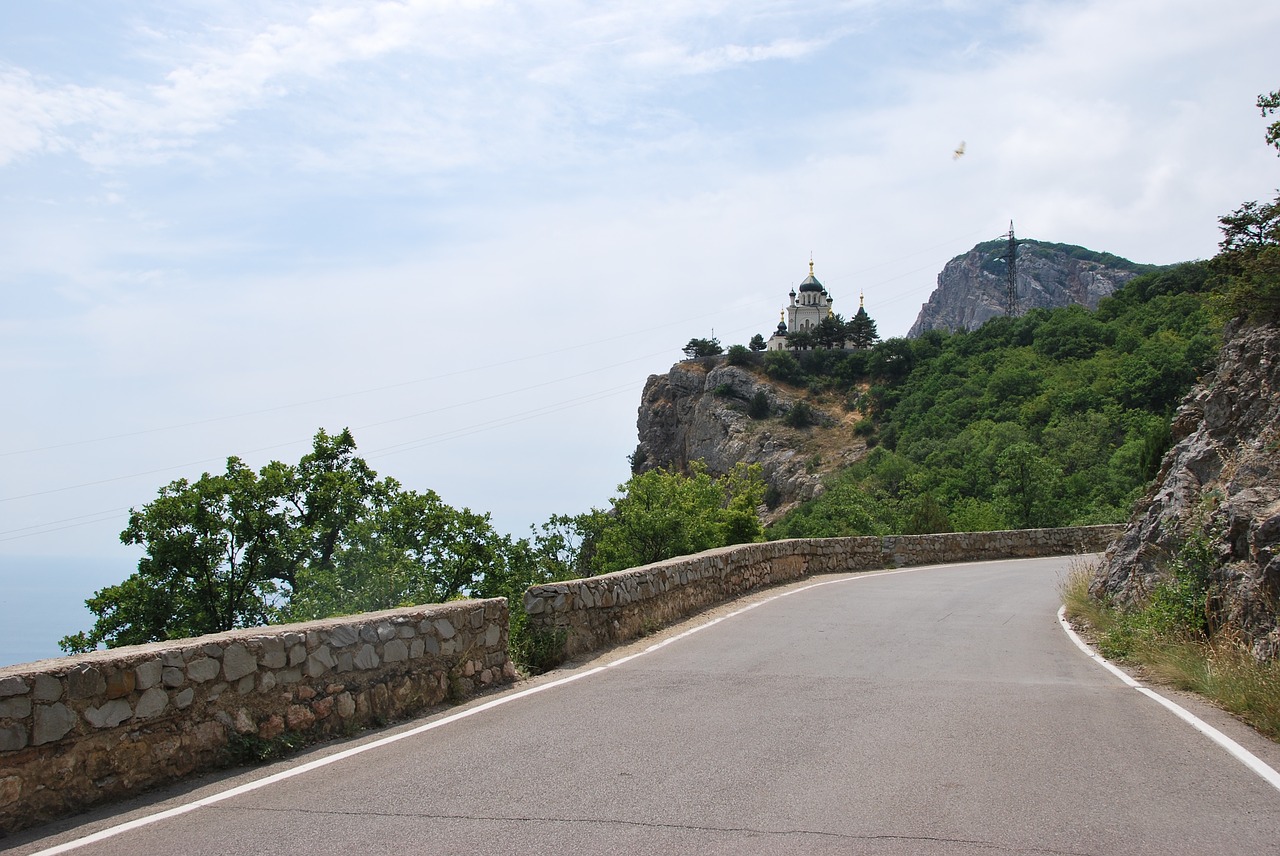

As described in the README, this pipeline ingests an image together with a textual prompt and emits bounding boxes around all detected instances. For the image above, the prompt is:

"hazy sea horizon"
[0,554,136,668]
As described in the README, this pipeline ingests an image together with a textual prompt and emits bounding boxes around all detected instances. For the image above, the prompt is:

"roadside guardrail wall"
[0,525,1119,834]
[524,526,1122,659]
[0,598,513,833]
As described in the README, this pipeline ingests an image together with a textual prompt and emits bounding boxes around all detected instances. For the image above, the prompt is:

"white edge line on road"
[1056,605,1280,793]
[25,561,1008,855]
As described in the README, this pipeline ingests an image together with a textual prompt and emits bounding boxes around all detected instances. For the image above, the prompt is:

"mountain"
[633,359,867,522]
[907,239,1159,337]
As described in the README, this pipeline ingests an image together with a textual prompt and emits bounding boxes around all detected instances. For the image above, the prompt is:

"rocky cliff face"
[1091,321,1280,658]
[633,359,866,522]
[908,241,1150,337]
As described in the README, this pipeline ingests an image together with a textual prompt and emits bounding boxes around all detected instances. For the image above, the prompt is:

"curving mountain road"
[9,556,1280,855]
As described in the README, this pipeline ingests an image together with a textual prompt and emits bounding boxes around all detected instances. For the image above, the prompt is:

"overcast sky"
[1,0,1278,662]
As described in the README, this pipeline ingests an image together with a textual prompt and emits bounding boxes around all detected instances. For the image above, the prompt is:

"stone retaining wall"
[524,526,1121,660]
[0,598,513,834]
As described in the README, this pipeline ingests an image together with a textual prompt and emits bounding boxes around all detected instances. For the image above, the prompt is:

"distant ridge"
[907,239,1162,337]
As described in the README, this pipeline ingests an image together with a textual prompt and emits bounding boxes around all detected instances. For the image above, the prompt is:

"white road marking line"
[23,559,1038,855]
[1057,605,1280,793]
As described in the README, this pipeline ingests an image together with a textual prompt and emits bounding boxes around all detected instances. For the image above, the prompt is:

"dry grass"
[1060,561,1280,742]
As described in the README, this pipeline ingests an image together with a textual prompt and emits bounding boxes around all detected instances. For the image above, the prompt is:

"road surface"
[8,556,1280,855]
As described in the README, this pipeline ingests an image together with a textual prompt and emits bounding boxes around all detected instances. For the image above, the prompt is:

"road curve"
[8,557,1280,855]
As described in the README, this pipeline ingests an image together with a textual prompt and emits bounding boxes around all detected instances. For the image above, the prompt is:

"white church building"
[766,260,837,351]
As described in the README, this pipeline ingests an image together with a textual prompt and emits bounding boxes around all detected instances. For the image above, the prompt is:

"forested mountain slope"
[637,260,1217,539]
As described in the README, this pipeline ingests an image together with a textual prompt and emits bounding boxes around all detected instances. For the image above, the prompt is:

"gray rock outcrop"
[908,241,1150,337]
[633,359,865,521]
[1091,321,1280,658]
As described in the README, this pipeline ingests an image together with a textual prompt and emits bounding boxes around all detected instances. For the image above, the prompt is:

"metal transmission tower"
[1001,221,1019,317]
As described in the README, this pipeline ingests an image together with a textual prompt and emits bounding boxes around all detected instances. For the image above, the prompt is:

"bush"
[747,391,771,419]
[783,401,815,429]
[726,344,754,367]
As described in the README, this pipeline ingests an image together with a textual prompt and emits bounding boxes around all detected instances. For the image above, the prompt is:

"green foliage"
[1259,89,1280,155]
[747,390,771,420]
[770,259,1221,539]
[683,337,723,359]
[726,344,754,367]
[748,333,768,352]
[1212,193,1280,322]
[763,349,804,384]
[61,430,521,652]
[783,401,815,429]
[587,463,766,574]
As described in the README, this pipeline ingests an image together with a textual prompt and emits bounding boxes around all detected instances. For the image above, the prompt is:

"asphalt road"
[9,557,1280,855]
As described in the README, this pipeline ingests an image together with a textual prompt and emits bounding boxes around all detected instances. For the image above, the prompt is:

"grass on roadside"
[1061,562,1280,741]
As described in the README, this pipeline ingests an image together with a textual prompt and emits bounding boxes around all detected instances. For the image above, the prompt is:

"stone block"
[162,666,185,688]
[328,625,359,648]
[237,674,256,693]
[336,692,356,718]
[258,714,284,740]
[0,696,32,719]
[67,665,105,699]
[174,688,195,709]
[434,618,456,639]
[276,667,302,685]
[396,625,415,639]
[186,657,220,683]
[0,724,27,752]
[135,659,164,690]
[409,639,424,659]
[134,687,168,719]
[288,644,307,667]
[383,639,408,663]
[353,644,380,670]
[85,699,133,728]
[32,673,62,702]
[222,644,258,681]
[0,676,28,698]
[376,623,396,642]
[285,704,315,731]
[105,669,136,700]
[201,643,223,658]
[33,702,76,745]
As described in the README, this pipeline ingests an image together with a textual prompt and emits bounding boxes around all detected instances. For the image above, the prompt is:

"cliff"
[632,359,867,522]
[908,240,1154,337]
[1091,321,1280,658]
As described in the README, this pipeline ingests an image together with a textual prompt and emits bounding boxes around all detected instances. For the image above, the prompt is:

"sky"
[2,0,1278,665]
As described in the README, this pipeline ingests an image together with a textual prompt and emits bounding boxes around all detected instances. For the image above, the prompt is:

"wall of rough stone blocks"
[0,598,513,834]
[524,526,1122,660]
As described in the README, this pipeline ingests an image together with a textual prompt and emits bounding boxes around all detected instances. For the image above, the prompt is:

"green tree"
[683,337,723,358]
[814,314,847,349]
[749,333,768,352]
[1259,89,1280,155]
[589,464,765,574]
[726,343,753,366]
[62,430,517,651]
[62,456,287,652]
[847,305,880,349]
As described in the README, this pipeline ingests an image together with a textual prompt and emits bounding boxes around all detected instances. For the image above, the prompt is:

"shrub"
[783,401,815,429]
[726,344,754,367]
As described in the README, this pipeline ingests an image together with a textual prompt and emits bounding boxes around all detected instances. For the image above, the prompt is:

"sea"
[0,554,136,668]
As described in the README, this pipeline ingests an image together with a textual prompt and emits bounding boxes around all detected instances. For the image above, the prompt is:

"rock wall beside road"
[525,526,1121,660]
[0,598,514,834]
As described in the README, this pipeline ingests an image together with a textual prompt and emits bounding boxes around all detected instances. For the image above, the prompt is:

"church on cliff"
[766,260,877,351]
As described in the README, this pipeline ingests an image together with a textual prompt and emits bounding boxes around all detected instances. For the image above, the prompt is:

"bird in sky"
[953,141,966,160]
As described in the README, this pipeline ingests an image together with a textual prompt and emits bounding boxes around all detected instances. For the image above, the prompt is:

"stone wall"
[525,526,1121,659]
[0,598,513,834]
